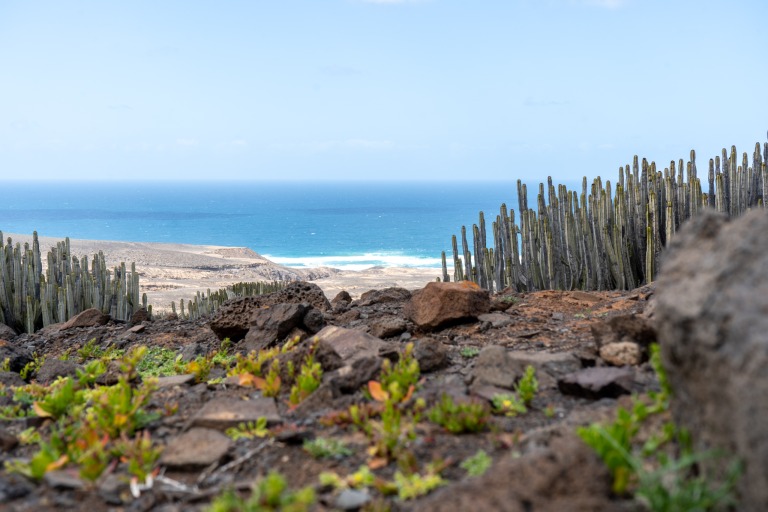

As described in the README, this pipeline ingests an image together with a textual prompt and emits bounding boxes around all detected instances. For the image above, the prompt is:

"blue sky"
[1,0,766,182]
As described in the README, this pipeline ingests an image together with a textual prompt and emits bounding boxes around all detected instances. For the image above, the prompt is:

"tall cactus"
[447,136,768,292]
[0,232,147,333]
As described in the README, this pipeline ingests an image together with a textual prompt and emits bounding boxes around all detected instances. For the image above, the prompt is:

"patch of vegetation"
[207,470,315,512]
[319,466,375,490]
[226,418,270,441]
[491,365,539,417]
[578,344,741,510]
[427,394,490,434]
[459,347,480,358]
[460,449,492,477]
[136,346,180,378]
[289,342,323,406]
[353,342,425,463]
[4,347,163,482]
[303,437,352,459]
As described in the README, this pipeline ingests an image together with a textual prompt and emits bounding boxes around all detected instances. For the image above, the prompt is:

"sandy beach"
[3,232,442,311]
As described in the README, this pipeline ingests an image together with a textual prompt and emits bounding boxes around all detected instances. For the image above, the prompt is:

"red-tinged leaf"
[237,373,266,388]
[31,402,53,418]
[401,384,415,403]
[368,457,388,469]
[46,454,69,472]
[368,381,389,402]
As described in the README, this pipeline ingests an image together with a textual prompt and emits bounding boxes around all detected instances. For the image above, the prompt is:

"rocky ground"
[0,278,664,512]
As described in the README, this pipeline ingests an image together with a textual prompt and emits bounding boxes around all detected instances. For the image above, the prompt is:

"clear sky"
[1,0,766,182]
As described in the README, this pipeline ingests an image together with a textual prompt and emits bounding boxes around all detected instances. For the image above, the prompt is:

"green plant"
[136,346,180,378]
[392,466,445,500]
[1,357,10,372]
[31,377,83,419]
[459,347,480,358]
[207,470,315,512]
[516,365,538,405]
[226,418,270,440]
[460,449,492,477]
[76,359,106,387]
[319,466,375,490]
[289,351,322,407]
[377,342,420,404]
[303,437,352,459]
[113,430,163,481]
[78,338,103,362]
[579,343,742,509]
[427,394,490,434]
[491,392,527,417]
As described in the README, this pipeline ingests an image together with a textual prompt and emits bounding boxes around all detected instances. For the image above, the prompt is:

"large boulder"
[209,282,331,341]
[404,281,490,331]
[60,308,110,330]
[655,209,768,511]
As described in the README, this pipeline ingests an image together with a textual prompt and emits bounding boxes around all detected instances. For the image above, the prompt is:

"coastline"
[3,233,441,311]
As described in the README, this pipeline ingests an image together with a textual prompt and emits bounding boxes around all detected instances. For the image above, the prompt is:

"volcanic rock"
[34,358,81,384]
[243,303,308,352]
[357,287,411,307]
[369,316,407,339]
[405,281,491,331]
[161,428,232,469]
[655,209,768,511]
[60,308,110,330]
[190,397,281,430]
[413,337,449,372]
[557,367,634,399]
[470,345,525,390]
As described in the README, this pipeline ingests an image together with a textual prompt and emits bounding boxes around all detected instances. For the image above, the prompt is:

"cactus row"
[443,138,768,292]
[0,232,145,333]
[169,280,287,321]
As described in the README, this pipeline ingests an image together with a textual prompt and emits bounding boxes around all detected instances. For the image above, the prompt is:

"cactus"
[448,136,768,292]
[0,232,147,333]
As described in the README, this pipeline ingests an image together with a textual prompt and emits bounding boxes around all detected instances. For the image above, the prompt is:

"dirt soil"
[0,284,657,512]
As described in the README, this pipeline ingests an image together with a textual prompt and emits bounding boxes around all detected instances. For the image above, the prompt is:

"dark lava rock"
[210,282,331,341]
[161,428,232,470]
[357,287,411,307]
[405,281,490,331]
[470,345,526,390]
[130,307,150,325]
[655,209,768,511]
[0,323,17,340]
[331,290,352,305]
[557,366,634,399]
[314,326,387,364]
[243,303,308,352]
[0,344,33,374]
[413,338,449,372]
[0,371,26,388]
[302,308,326,334]
[369,316,407,339]
[329,356,382,395]
[34,358,81,384]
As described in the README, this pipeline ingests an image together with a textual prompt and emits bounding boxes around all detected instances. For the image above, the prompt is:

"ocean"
[0,181,576,270]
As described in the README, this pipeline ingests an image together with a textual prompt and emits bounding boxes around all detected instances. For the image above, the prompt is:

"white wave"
[263,253,443,271]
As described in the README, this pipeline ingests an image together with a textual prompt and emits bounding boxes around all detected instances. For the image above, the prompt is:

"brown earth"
[0,282,658,512]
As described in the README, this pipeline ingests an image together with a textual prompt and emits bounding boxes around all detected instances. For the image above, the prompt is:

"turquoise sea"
[0,181,576,270]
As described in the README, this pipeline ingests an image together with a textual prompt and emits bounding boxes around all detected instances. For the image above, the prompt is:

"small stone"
[0,429,18,451]
[599,342,642,366]
[314,326,386,364]
[369,317,407,339]
[413,338,449,372]
[331,290,352,305]
[156,374,196,388]
[60,308,110,330]
[357,287,411,307]
[128,324,146,333]
[477,312,513,328]
[557,367,635,399]
[0,323,17,340]
[0,371,26,388]
[470,346,525,390]
[43,470,86,490]
[335,489,372,510]
[190,397,281,430]
[243,303,308,353]
[34,358,81,384]
[161,428,232,469]
[130,308,150,324]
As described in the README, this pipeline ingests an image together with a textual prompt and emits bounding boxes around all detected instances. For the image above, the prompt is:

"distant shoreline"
[3,232,441,312]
